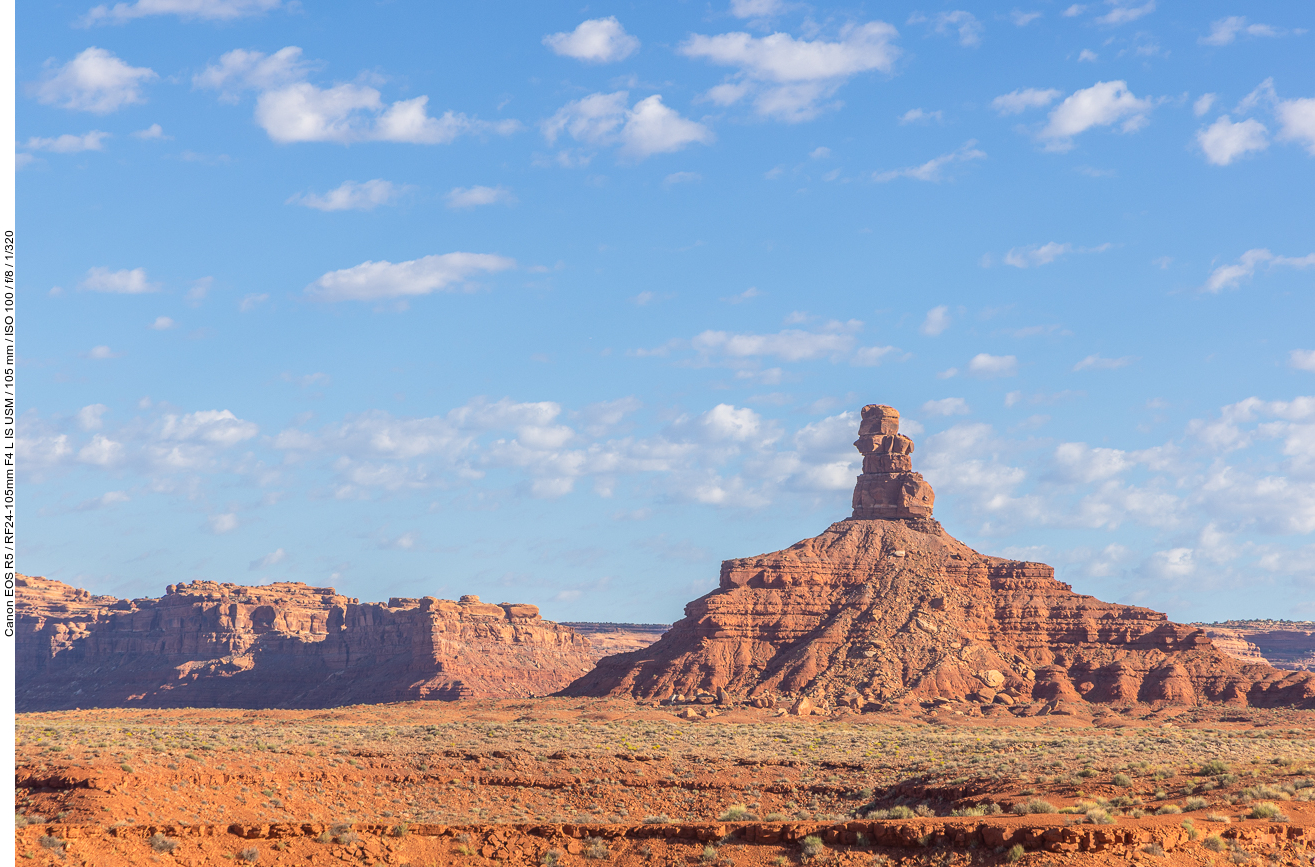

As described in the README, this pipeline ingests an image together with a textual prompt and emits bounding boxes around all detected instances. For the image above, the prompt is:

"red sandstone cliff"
[1195,621,1315,671]
[562,404,1315,711]
[16,575,595,711]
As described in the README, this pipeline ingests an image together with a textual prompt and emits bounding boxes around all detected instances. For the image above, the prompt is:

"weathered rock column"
[850,404,935,519]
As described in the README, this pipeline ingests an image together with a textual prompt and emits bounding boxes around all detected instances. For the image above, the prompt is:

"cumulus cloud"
[149,316,174,330]
[287,179,410,211]
[920,305,951,336]
[250,548,286,569]
[1038,80,1153,150]
[82,0,281,25]
[32,47,156,113]
[80,267,158,294]
[691,327,857,362]
[445,185,515,208]
[730,0,785,17]
[543,91,713,159]
[1277,97,1315,155]
[991,87,1060,115]
[1203,248,1315,292]
[898,108,942,124]
[1193,94,1216,117]
[196,46,519,145]
[908,10,984,47]
[1200,16,1283,46]
[22,130,110,153]
[542,17,639,63]
[210,513,238,533]
[86,345,122,360]
[78,404,109,430]
[306,252,516,302]
[967,353,1017,378]
[680,22,900,122]
[871,140,985,182]
[1289,350,1315,372]
[132,123,166,139]
[1197,116,1269,165]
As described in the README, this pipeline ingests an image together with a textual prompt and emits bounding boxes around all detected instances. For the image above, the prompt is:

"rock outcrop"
[1195,621,1315,671]
[16,576,595,711]
[563,404,1315,710]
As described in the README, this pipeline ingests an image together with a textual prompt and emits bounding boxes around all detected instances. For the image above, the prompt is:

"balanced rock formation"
[16,575,595,711]
[563,404,1315,710]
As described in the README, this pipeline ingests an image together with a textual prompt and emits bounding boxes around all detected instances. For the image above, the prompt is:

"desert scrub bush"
[1229,851,1251,865]
[238,847,259,863]
[1184,796,1209,811]
[1155,805,1182,815]
[1005,844,1025,863]
[718,804,756,821]
[119,763,133,773]
[1203,834,1227,852]
[38,836,63,852]
[583,837,609,860]
[1086,809,1115,825]
[800,835,825,861]
[701,844,719,862]
[642,814,671,824]
[914,804,936,817]
[1201,760,1230,777]
[150,834,179,852]
[1247,802,1287,821]
[388,823,408,837]
[868,805,915,820]
[1205,813,1231,823]
[1112,773,1133,787]
[1181,819,1198,841]
[1012,799,1057,815]
[1142,843,1164,857]
[1241,784,1289,801]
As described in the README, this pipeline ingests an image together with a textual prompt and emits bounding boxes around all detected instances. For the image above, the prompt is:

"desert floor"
[15,698,1315,866]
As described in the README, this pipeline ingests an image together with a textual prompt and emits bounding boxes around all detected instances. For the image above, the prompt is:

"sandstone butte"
[15,578,596,712]
[563,403,1315,712]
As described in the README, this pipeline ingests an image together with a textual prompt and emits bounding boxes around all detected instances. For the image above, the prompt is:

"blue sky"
[16,0,1315,623]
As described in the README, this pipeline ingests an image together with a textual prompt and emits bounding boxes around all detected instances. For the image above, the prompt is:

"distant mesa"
[562,404,1315,712]
[15,577,596,711]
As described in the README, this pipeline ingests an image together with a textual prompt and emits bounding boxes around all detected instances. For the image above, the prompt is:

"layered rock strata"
[563,405,1315,709]
[1195,621,1315,671]
[16,576,595,711]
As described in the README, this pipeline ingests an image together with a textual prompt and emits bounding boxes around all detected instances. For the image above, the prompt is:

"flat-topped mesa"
[850,404,935,520]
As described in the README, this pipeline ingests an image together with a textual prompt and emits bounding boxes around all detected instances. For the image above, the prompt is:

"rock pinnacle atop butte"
[563,404,1315,711]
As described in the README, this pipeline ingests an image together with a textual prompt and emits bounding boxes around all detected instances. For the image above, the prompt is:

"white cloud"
[288,179,410,211]
[542,17,639,63]
[543,91,713,159]
[76,491,130,510]
[898,108,942,124]
[306,252,516,302]
[922,397,970,416]
[80,266,158,294]
[680,22,900,122]
[1196,115,1269,165]
[32,47,156,113]
[730,0,785,17]
[132,123,166,139]
[871,140,985,182]
[238,293,268,312]
[967,353,1017,378]
[22,130,110,152]
[1011,10,1042,26]
[920,305,950,336]
[1073,354,1135,371]
[78,434,124,465]
[1290,350,1315,372]
[77,404,109,430]
[1203,248,1315,292]
[850,345,900,366]
[149,316,174,330]
[193,47,312,101]
[1052,442,1133,483]
[86,345,121,360]
[1039,80,1153,150]
[692,327,856,362]
[1193,93,1216,117]
[1277,98,1315,155]
[1078,49,1098,62]
[250,548,286,569]
[910,10,984,47]
[990,87,1060,115]
[446,185,515,208]
[210,512,238,534]
[1200,16,1283,46]
[160,409,258,447]
[1096,1,1154,26]
[82,0,280,25]
[1002,241,1110,268]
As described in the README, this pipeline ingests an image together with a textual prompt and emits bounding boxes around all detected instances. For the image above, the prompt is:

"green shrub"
[1155,805,1182,815]
[1248,802,1285,820]
[1203,835,1226,852]
[914,804,935,817]
[800,835,825,861]
[1012,799,1057,815]
[1112,773,1133,787]
[701,844,719,862]
[642,814,671,824]
[583,838,609,860]
[718,804,756,821]
[1005,844,1025,863]
[1086,809,1115,825]
[1184,797,1209,811]
[1200,760,1230,777]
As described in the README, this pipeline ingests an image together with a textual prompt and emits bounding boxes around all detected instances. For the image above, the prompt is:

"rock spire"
[850,404,935,520]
